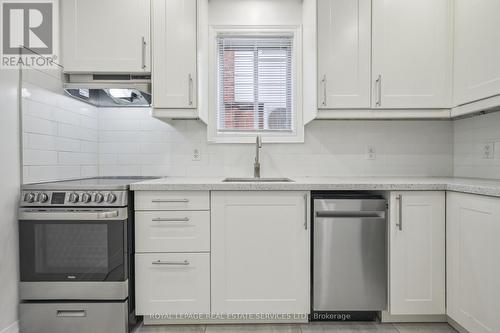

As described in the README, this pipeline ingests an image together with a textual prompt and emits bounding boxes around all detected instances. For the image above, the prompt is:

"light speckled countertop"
[130,177,500,198]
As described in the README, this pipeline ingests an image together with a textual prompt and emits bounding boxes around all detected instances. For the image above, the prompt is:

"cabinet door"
[152,0,197,109]
[447,192,500,333]
[135,253,210,315]
[454,0,500,106]
[372,0,452,108]
[389,191,445,315]
[317,0,371,109]
[61,0,150,73]
[211,191,310,315]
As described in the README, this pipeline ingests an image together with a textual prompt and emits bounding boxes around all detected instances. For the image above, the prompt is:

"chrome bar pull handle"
[321,75,327,107]
[304,193,308,230]
[188,74,193,106]
[152,217,190,223]
[98,210,119,219]
[151,199,189,203]
[396,194,403,231]
[152,260,190,266]
[141,37,147,70]
[57,310,86,318]
[375,75,382,107]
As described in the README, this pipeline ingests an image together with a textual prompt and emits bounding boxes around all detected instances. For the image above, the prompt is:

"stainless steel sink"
[222,177,294,183]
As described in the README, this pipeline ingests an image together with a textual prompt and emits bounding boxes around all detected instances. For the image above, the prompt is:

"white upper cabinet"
[317,0,371,109]
[61,0,150,73]
[454,0,500,106]
[211,191,310,315]
[388,192,446,315]
[372,0,452,109]
[152,0,197,112]
[447,192,500,333]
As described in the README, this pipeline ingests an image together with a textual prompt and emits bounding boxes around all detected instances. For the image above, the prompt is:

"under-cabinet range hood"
[64,74,151,107]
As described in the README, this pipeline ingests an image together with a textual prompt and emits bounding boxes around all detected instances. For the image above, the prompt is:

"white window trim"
[208,25,303,143]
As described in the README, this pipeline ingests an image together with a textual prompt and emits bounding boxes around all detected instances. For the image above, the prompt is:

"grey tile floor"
[136,322,457,333]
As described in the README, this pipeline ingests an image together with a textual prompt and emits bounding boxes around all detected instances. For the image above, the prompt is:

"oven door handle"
[98,210,119,219]
[18,208,127,221]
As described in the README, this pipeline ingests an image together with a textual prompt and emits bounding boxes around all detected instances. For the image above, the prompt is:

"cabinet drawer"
[135,211,210,252]
[20,301,128,333]
[135,253,210,315]
[135,191,209,211]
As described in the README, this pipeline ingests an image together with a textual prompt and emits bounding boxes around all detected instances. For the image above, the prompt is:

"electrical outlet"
[366,145,376,160]
[482,143,494,159]
[192,148,201,161]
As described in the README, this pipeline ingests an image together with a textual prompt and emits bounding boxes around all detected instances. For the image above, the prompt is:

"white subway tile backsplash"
[79,128,98,142]
[81,165,99,178]
[140,165,184,177]
[94,108,454,178]
[99,142,141,154]
[52,109,81,126]
[99,154,118,165]
[56,137,81,152]
[22,75,99,184]
[81,141,98,153]
[454,112,500,179]
[58,152,97,166]
[138,143,171,154]
[24,99,54,120]
[23,115,58,136]
[99,118,143,131]
[24,166,81,183]
[23,89,465,183]
[99,165,141,177]
[57,123,83,140]
[80,116,99,129]
[23,150,58,166]
[117,154,169,165]
[25,134,56,151]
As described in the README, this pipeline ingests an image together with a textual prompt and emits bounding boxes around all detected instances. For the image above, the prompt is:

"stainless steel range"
[18,177,157,333]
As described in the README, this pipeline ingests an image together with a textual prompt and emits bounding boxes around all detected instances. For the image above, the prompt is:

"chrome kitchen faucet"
[254,135,262,178]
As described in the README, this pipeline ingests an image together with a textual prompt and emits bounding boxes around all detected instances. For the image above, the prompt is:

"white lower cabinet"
[388,191,446,315]
[135,190,210,317]
[135,253,210,315]
[210,191,310,315]
[447,192,500,333]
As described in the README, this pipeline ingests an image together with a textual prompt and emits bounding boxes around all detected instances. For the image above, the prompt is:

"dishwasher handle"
[316,211,385,218]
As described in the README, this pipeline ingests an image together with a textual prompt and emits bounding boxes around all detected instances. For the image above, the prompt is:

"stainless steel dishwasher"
[312,192,387,321]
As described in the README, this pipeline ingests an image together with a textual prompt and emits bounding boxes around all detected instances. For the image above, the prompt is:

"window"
[208,27,303,143]
[217,35,293,133]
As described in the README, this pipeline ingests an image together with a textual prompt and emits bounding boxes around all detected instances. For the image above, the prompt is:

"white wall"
[453,111,500,179]
[99,108,453,177]
[0,69,20,332]
[22,70,99,184]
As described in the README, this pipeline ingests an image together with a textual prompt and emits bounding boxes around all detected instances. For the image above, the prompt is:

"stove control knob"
[81,193,91,203]
[38,193,49,203]
[105,193,117,203]
[68,192,79,203]
[25,192,36,203]
[94,193,104,203]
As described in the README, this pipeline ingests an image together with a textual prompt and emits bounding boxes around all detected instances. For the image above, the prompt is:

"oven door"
[19,208,128,283]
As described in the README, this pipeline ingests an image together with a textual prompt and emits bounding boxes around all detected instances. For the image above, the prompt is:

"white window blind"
[217,35,293,132]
